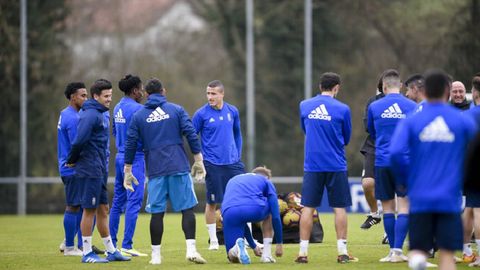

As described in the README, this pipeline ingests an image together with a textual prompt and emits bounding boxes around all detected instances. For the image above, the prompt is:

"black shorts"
[409,212,463,252]
[361,151,375,179]
[465,189,480,208]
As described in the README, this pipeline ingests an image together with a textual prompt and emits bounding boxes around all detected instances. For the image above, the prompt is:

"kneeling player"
[221,166,283,264]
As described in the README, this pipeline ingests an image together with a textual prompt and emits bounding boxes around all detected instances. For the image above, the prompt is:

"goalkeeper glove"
[123,164,139,192]
[191,153,206,182]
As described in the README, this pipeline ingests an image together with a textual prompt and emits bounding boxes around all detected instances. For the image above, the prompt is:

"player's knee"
[362,178,375,190]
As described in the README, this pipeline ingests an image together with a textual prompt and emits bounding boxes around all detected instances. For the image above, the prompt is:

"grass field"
[0,213,472,269]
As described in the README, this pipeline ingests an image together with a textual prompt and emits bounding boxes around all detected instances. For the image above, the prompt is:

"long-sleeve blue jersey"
[390,102,477,213]
[300,94,351,172]
[57,106,79,176]
[465,105,480,128]
[124,93,201,178]
[113,96,143,156]
[66,99,110,178]
[367,93,417,166]
[192,102,242,165]
[222,173,283,244]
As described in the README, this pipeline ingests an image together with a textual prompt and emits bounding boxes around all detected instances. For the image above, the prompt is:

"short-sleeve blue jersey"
[113,96,143,155]
[390,102,477,213]
[300,94,351,172]
[57,106,79,176]
[192,102,242,165]
[367,93,417,166]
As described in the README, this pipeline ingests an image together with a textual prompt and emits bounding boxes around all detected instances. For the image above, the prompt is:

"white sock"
[151,245,161,262]
[299,239,309,256]
[464,243,473,256]
[206,223,218,243]
[337,239,348,255]
[186,239,197,255]
[82,236,92,255]
[102,236,116,253]
[371,211,380,218]
[262,238,273,258]
[408,253,426,270]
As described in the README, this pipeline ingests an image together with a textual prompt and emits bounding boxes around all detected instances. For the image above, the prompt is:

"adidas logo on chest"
[115,109,126,123]
[308,104,331,121]
[381,103,406,119]
[146,107,170,123]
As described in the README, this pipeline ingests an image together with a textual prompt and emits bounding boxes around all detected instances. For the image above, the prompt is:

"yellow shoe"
[464,253,477,263]
[121,248,148,257]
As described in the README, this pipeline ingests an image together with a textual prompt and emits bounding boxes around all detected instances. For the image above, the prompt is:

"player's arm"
[66,112,95,165]
[299,104,306,134]
[233,108,243,157]
[367,106,376,140]
[266,182,283,246]
[343,107,352,145]
[242,224,257,250]
[191,110,203,135]
[123,116,141,191]
[389,120,410,188]
[179,107,201,154]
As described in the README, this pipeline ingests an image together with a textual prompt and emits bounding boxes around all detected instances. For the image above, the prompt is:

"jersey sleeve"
[192,109,202,134]
[343,106,352,145]
[299,104,306,134]
[389,119,410,188]
[367,106,376,140]
[265,181,283,243]
[233,108,243,158]
[66,115,78,144]
[179,107,201,154]
[66,111,96,164]
[124,114,141,165]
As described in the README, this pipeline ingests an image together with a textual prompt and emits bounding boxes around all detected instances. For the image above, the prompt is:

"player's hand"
[191,153,206,182]
[275,244,283,257]
[65,163,75,168]
[253,245,262,256]
[123,164,139,192]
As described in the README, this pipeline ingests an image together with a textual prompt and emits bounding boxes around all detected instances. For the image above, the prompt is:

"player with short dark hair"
[390,69,477,270]
[57,82,88,256]
[221,166,283,264]
[108,74,147,256]
[405,74,425,105]
[123,78,207,265]
[296,72,357,264]
[66,79,130,263]
[367,69,417,263]
[192,80,245,250]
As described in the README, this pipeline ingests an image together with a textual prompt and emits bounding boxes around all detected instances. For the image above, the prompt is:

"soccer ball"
[278,198,288,215]
[286,192,303,210]
[283,208,301,228]
[215,209,223,230]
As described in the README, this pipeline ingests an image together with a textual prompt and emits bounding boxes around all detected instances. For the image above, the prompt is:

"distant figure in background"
[66,79,130,263]
[123,78,207,265]
[109,74,147,257]
[367,69,417,263]
[192,80,245,251]
[405,74,425,104]
[450,81,474,110]
[359,75,384,231]
[390,69,477,270]
[297,72,356,264]
[57,82,88,256]
[221,166,283,264]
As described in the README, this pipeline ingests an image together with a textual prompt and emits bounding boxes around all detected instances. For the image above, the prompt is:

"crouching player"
[221,166,283,264]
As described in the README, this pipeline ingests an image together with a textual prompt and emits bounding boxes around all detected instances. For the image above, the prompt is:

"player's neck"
[70,102,81,112]
[320,91,335,97]
[212,102,224,110]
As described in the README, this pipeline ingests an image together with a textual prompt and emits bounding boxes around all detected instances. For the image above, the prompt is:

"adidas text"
[146,114,170,122]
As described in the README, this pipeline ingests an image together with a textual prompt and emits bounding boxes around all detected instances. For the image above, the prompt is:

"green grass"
[0,213,471,269]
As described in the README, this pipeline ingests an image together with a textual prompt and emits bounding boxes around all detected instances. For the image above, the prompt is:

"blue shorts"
[301,171,352,208]
[81,177,108,209]
[61,175,83,206]
[204,161,245,204]
[222,205,269,252]
[465,190,480,208]
[409,212,463,252]
[146,172,198,213]
[375,166,406,200]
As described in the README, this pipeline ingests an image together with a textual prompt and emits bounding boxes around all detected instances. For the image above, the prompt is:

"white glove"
[191,153,206,182]
[123,164,139,192]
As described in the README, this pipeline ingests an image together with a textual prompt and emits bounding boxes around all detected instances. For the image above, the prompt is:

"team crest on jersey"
[419,116,455,142]
[115,109,126,123]
[227,113,232,121]
[308,104,331,121]
[209,117,215,123]
[146,107,170,123]
[381,103,406,119]
[219,116,224,120]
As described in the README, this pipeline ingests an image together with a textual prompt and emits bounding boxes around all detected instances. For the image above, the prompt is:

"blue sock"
[383,213,396,249]
[92,215,96,233]
[394,214,409,250]
[76,209,83,249]
[64,211,77,247]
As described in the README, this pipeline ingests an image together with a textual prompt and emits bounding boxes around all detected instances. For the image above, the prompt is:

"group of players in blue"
[57,69,480,269]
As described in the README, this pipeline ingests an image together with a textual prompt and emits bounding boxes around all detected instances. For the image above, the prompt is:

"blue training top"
[124,93,201,179]
[113,96,143,156]
[367,93,417,167]
[57,106,79,176]
[66,99,110,179]
[465,105,480,128]
[300,94,351,172]
[222,173,283,244]
[192,102,242,165]
[390,102,477,213]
